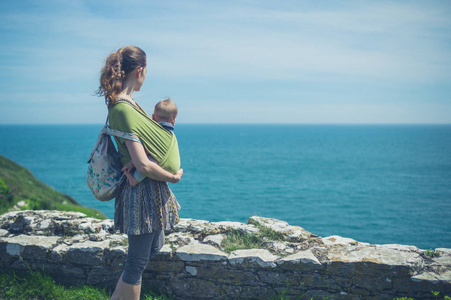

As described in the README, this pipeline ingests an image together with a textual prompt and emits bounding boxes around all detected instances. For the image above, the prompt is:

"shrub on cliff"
[0,155,106,219]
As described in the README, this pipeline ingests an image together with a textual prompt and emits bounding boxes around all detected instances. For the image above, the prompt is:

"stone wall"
[0,210,450,299]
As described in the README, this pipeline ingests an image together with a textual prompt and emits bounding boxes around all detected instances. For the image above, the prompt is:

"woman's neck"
[117,89,136,104]
[117,73,140,105]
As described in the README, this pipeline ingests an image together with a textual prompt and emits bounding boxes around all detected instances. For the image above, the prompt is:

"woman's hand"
[122,160,135,173]
[170,169,183,183]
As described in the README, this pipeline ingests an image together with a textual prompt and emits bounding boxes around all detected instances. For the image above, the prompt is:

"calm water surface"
[0,124,450,249]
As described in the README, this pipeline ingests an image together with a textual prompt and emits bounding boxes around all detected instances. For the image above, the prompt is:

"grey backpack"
[87,121,140,201]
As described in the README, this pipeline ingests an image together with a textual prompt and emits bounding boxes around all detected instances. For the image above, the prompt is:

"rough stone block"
[166,232,194,246]
[412,270,451,284]
[1,235,60,260]
[429,252,451,269]
[170,278,222,299]
[262,241,288,253]
[6,243,23,256]
[299,289,335,300]
[155,244,173,259]
[10,258,33,270]
[103,247,126,268]
[437,248,451,255]
[212,221,260,235]
[146,260,185,272]
[323,235,367,246]
[173,218,210,233]
[203,234,224,248]
[248,216,311,242]
[257,270,302,286]
[301,273,342,292]
[185,265,197,276]
[326,245,424,271]
[349,286,371,297]
[377,244,420,252]
[176,241,228,262]
[333,275,353,289]
[186,265,256,285]
[229,249,279,268]
[87,265,122,286]
[66,240,109,265]
[278,250,323,271]
[51,243,69,262]
[392,276,441,293]
[221,284,273,299]
[34,261,87,286]
[351,266,393,291]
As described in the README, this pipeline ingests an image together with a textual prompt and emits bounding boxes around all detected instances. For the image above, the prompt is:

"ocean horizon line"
[1,122,451,126]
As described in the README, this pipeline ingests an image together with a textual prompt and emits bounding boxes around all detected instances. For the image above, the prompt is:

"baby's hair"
[154,98,178,122]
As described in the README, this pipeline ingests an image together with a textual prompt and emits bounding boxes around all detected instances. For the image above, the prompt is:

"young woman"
[96,45,183,300]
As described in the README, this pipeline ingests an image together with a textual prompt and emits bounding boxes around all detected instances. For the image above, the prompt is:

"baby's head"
[152,98,178,125]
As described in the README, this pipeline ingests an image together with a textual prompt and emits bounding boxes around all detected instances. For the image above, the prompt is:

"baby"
[124,98,178,186]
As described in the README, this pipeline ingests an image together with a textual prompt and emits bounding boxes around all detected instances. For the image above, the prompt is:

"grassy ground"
[222,218,287,253]
[0,270,172,300]
[0,155,106,219]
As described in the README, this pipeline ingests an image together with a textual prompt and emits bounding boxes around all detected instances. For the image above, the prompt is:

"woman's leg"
[149,229,165,260]
[110,231,161,300]
[110,273,141,300]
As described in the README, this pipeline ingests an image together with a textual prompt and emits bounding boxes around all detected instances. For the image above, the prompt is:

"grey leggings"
[122,229,165,285]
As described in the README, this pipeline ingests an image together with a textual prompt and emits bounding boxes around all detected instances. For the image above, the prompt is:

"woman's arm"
[124,140,183,183]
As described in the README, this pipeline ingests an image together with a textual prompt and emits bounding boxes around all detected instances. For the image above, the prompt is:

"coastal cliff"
[0,155,105,219]
[1,210,450,299]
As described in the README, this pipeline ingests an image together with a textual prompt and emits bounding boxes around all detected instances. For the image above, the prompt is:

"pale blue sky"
[1,0,450,124]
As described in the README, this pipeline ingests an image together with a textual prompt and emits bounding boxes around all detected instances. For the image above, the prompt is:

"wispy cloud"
[0,0,450,124]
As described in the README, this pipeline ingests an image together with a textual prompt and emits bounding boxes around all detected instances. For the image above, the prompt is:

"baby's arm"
[132,169,146,182]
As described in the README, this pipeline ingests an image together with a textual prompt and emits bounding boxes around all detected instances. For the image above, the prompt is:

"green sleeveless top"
[108,100,180,174]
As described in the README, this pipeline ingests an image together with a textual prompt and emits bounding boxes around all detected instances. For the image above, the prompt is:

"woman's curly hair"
[96,46,146,108]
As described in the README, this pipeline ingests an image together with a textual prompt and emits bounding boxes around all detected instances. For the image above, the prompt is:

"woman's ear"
[136,67,143,78]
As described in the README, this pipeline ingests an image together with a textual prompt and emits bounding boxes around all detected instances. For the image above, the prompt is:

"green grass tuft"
[222,229,262,253]
[141,285,174,300]
[222,219,288,253]
[0,270,172,300]
[0,270,109,300]
[425,249,440,258]
[249,218,286,241]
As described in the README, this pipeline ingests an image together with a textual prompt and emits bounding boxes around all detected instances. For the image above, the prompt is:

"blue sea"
[0,124,450,250]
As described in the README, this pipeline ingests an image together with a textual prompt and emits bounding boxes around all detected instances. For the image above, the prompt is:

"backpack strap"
[106,127,141,144]
[87,118,141,163]
[104,114,141,143]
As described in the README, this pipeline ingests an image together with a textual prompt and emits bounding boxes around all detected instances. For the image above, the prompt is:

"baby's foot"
[124,170,139,187]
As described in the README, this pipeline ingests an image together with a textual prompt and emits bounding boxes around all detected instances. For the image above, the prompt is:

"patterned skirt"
[114,176,181,235]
